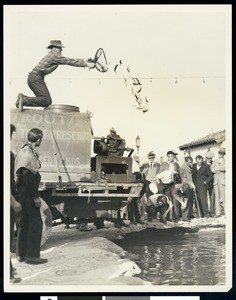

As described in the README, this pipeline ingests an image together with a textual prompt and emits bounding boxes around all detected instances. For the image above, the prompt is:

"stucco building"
[178,130,225,160]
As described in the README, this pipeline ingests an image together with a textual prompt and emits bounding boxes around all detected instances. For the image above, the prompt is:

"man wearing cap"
[204,151,215,217]
[211,148,226,217]
[140,151,161,184]
[140,151,161,220]
[161,150,180,173]
[158,150,181,222]
[16,40,96,111]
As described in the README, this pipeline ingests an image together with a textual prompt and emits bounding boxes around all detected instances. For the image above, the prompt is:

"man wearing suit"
[192,155,213,218]
[140,151,161,184]
[211,147,226,217]
[139,151,161,219]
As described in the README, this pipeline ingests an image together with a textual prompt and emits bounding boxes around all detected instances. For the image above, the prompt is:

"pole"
[47,111,71,184]
[193,189,202,218]
[47,112,62,186]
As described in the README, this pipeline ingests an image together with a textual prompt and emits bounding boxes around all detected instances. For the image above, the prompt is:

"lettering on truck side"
[11,111,74,125]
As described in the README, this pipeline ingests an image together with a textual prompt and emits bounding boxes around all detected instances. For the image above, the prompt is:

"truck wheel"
[40,198,53,247]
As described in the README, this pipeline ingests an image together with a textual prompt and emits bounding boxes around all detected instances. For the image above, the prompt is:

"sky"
[4,5,231,163]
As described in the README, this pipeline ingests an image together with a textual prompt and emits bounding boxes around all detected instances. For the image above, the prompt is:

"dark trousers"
[26,72,52,107]
[195,183,209,217]
[16,195,42,258]
[146,203,168,223]
[162,182,180,220]
[10,207,15,251]
[127,199,140,222]
[181,188,194,220]
[208,187,215,216]
[10,207,15,276]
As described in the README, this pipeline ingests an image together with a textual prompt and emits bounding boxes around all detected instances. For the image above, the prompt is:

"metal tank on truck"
[11,104,143,245]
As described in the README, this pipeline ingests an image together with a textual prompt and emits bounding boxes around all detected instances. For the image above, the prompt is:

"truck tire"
[40,198,53,247]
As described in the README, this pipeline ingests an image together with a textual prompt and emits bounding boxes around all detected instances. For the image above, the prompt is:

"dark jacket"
[192,162,213,186]
[10,151,17,198]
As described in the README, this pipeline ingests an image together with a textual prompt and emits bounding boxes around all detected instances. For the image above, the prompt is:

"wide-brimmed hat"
[205,151,214,159]
[47,40,65,49]
[167,149,178,156]
[147,151,156,159]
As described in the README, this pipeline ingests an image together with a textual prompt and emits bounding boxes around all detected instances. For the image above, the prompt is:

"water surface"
[116,227,225,285]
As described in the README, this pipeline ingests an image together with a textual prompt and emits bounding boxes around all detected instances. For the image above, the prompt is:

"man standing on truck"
[14,128,48,264]
[15,40,96,111]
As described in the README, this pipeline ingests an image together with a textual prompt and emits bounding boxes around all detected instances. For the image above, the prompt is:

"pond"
[116,227,225,285]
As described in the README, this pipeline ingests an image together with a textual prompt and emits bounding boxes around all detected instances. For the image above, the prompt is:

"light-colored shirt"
[168,162,175,171]
[14,143,41,180]
[156,170,177,184]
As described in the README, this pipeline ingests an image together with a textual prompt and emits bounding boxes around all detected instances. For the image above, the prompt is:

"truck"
[11,104,143,245]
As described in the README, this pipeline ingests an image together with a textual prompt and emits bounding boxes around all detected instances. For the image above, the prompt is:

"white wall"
[180,142,223,162]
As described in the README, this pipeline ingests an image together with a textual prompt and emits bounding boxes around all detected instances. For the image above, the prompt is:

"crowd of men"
[9,123,226,284]
[127,148,226,224]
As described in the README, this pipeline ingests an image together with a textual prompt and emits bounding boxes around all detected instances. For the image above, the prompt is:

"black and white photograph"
[4,4,232,293]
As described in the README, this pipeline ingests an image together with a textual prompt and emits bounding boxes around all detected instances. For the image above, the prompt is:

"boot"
[16,93,29,111]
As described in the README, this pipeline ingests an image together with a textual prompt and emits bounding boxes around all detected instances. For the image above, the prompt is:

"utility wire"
[49,75,225,80]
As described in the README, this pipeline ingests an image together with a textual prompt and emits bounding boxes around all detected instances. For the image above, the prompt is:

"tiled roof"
[179,130,225,150]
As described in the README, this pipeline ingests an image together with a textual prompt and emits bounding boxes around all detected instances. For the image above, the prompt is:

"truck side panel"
[11,108,92,182]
